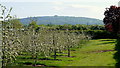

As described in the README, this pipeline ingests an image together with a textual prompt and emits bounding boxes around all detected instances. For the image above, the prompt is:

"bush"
[84,30,117,39]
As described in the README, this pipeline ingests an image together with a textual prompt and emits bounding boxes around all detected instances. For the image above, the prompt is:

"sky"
[0,0,120,20]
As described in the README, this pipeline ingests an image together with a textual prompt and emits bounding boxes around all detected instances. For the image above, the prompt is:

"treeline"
[40,24,105,30]
[7,19,117,39]
[6,18,105,30]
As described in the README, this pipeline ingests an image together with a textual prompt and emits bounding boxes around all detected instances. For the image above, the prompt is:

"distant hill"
[19,16,103,25]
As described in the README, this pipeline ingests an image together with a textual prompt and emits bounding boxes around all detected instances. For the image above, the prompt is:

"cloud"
[52,3,104,15]
[70,4,100,9]
[53,2,105,19]
[53,6,64,11]
[69,4,104,13]
[52,2,65,11]
[53,4,104,19]
[52,1,64,5]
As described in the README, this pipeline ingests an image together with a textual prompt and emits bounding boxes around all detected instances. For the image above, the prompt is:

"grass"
[12,39,117,66]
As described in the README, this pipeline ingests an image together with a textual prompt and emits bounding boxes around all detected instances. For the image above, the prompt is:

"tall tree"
[0,4,20,66]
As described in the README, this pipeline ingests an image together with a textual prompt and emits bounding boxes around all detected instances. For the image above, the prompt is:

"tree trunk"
[68,47,70,57]
[33,55,37,67]
[53,33,57,60]
[2,41,6,67]
[2,55,5,66]
[54,49,57,60]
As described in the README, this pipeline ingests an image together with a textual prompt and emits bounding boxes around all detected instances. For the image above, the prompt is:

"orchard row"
[2,28,90,66]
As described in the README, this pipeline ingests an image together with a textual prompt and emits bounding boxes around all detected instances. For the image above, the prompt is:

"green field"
[13,39,117,66]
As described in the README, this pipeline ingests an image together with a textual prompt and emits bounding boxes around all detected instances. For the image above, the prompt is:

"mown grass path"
[16,39,117,66]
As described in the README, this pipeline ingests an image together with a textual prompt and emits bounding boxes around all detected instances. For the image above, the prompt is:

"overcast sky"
[0,0,120,20]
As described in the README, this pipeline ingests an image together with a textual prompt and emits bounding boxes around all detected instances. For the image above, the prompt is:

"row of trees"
[2,24,89,66]
[4,19,105,31]
[45,24,105,30]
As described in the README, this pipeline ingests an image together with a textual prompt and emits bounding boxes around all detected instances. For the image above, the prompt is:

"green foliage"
[28,20,39,30]
[9,19,23,29]
[84,30,118,39]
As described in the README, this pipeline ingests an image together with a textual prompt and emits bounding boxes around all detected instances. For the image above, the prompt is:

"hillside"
[19,16,103,25]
